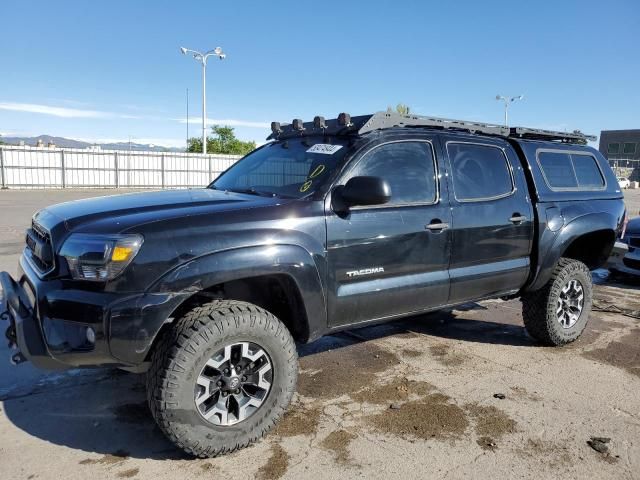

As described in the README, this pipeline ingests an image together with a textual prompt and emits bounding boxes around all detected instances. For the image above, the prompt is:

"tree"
[187,125,256,155]
[396,103,411,115]
[386,104,412,115]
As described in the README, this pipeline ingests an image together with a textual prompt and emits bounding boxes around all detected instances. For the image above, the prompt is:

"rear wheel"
[521,258,593,346]
[147,300,298,457]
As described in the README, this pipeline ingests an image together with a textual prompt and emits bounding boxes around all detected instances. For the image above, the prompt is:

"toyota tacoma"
[0,111,626,457]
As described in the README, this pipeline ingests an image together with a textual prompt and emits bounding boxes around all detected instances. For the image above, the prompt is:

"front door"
[325,137,452,327]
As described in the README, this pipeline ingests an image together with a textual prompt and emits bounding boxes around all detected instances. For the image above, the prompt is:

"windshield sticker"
[306,144,343,155]
[299,163,326,193]
[300,180,313,193]
[309,164,326,178]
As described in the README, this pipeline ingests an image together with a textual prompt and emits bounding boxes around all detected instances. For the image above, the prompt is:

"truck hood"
[36,188,285,234]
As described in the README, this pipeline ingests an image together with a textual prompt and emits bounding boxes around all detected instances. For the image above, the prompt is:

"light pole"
[495,94,524,127]
[180,46,226,154]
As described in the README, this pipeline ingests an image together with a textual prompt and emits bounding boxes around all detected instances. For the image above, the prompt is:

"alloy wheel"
[194,341,273,426]
[556,279,584,329]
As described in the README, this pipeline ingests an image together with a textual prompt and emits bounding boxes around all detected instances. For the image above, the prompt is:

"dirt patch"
[79,449,130,465]
[350,377,433,405]
[466,404,517,438]
[298,341,400,399]
[365,394,468,440]
[509,386,542,402]
[257,443,289,480]
[272,403,321,437]
[583,328,640,378]
[429,344,466,367]
[117,468,139,478]
[520,438,572,468]
[570,313,627,347]
[477,436,498,451]
[199,462,216,472]
[594,283,640,313]
[320,429,358,465]
[111,402,150,424]
[401,349,423,358]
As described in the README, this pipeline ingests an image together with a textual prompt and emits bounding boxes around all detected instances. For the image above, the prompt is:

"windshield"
[211,138,350,198]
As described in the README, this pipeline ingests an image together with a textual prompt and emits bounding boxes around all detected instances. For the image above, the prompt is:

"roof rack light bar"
[267,111,595,144]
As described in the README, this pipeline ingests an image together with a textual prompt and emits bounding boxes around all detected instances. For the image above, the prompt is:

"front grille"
[622,257,640,271]
[26,221,54,273]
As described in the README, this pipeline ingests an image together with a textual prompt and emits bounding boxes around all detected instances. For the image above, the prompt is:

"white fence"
[0,145,242,189]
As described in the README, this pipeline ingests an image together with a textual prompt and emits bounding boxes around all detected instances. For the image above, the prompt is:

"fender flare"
[527,212,616,291]
[148,244,327,341]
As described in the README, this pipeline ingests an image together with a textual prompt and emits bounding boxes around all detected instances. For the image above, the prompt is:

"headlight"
[60,233,143,281]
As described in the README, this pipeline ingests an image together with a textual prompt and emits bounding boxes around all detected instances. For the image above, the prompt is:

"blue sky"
[1,0,638,148]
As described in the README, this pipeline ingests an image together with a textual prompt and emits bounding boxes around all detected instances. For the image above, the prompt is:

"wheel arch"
[147,244,327,345]
[527,212,617,291]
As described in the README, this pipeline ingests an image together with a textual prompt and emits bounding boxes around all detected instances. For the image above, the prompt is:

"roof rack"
[267,111,595,144]
[358,112,510,137]
[509,127,596,144]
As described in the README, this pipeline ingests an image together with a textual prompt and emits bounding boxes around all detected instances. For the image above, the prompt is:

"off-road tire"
[521,258,593,346]
[146,300,298,458]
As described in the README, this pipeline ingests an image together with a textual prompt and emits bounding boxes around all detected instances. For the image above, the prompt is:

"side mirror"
[335,176,391,210]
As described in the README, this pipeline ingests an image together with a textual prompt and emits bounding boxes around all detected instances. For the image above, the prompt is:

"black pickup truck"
[0,111,626,457]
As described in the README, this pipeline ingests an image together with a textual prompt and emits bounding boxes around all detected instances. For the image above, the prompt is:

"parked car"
[618,177,631,189]
[608,216,640,277]
[0,111,626,457]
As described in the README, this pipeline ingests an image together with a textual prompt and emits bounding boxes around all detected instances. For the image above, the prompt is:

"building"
[599,129,640,181]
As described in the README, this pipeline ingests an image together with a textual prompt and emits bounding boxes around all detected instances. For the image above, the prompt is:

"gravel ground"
[0,188,639,480]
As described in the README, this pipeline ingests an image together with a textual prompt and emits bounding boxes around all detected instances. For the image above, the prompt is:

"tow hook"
[10,351,27,365]
[5,322,17,349]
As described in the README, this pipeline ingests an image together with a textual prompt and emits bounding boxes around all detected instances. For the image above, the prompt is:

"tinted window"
[608,143,620,154]
[572,154,605,187]
[623,142,637,155]
[538,151,604,189]
[348,141,436,204]
[538,152,578,188]
[448,143,513,201]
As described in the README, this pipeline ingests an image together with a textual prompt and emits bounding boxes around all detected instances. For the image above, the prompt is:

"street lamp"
[180,46,226,154]
[495,94,524,127]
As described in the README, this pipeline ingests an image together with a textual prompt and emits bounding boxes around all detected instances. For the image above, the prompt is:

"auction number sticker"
[306,144,343,155]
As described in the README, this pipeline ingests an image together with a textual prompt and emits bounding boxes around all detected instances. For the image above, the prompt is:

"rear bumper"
[0,255,188,370]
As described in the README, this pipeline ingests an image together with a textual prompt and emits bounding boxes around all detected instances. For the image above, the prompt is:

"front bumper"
[0,255,188,370]
[0,271,61,368]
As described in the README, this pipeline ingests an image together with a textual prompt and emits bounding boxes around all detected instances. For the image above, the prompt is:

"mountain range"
[0,134,184,152]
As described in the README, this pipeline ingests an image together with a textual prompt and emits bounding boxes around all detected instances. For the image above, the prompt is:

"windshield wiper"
[226,187,279,198]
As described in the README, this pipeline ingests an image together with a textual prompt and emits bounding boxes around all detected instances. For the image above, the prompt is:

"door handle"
[426,222,450,232]
[509,215,527,224]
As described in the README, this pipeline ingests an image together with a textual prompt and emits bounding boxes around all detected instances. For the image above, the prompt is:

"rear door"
[443,137,533,303]
[325,136,452,327]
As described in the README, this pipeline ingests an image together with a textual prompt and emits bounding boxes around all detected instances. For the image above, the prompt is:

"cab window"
[346,141,437,205]
[448,143,514,201]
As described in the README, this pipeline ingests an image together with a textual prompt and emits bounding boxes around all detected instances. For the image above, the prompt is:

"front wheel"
[146,300,298,458]
[521,258,593,346]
